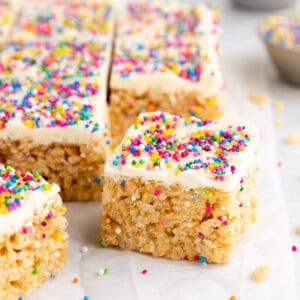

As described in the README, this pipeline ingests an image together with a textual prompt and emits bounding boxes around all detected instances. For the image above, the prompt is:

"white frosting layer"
[111,1,222,97]
[106,112,260,192]
[0,78,109,145]
[0,183,61,236]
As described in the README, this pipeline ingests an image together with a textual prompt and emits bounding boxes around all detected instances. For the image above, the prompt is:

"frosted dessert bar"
[0,77,111,202]
[101,112,259,263]
[110,0,222,145]
[0,164,68,300]
[0,0,114,201]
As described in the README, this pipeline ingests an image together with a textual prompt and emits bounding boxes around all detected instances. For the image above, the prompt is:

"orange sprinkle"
[72,277,79,284]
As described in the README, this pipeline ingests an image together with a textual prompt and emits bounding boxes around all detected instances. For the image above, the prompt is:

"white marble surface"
[25,1,300,299]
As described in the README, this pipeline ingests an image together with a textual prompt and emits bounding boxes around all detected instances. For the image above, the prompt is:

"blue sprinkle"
[192,194,199,200]
[94,177,101,184]
[199,256,206,264]
[120,181,126,187]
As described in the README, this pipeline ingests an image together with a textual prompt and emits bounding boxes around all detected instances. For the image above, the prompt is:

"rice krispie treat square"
[101,112,260,263]
[0,77,111,202]
[0,0,114,202]
[110,0,222,145]
[0,164,68,300]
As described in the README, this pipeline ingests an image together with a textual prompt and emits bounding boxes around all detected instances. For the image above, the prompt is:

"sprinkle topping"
[0,78,100,130]
[260,10,300,48]
[0,164,52,215]
[114,1,220,82]
[111,112,252,182]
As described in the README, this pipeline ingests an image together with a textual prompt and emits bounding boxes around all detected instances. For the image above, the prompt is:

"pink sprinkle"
[292,245,298,252]
[161,220,167,227]
[22,227,29,234]
[198,232,204,240]
[153,189,161,196]
[141,269,148,275]
[223,220,229,226]
[277,161,282,168]
[205,206,212,213]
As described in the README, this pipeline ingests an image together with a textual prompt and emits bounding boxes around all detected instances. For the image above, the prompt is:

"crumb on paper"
[249,92,269,104]
[285,133,300,145]
[274,101,284,111]
[296,224,300,235]
[275,119,284,128]
[251,265,271,281]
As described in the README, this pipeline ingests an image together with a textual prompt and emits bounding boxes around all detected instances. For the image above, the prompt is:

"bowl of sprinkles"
[260,10,300,85]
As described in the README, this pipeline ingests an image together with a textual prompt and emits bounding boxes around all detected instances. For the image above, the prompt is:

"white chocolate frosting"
[106,112,260,192]
[0,164,62,236]
[111,0,222,97]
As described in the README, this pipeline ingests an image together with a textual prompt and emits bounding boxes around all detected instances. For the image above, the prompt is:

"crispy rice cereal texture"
[101,168,257,263]
[101,111,260,263]
[0,199,68,300]
[0,139,107,202]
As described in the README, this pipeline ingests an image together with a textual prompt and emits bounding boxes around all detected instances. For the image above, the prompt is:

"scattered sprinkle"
[275,119,284,127]
[274,101,284,111]
[115,227,121,234]
[98,267,109,276]
[230,296,237,300]
[141,269,148,275]
[292,245,298,252]
[73,277,79,284]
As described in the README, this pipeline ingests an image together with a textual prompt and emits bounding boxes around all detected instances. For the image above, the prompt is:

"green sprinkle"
[100,242,106,248]
[32,269,39,275]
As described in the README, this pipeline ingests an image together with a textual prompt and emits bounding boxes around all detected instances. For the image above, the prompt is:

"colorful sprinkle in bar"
[0,163,68,299]
[110,0,222,146]
[12,0,113,42]
[101,111,260,263]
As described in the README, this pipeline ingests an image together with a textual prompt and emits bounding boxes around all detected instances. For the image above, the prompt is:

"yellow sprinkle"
[250,214,257,224]
[105,217,111,224]
[249,92,269,104]
[43,183,52,191]
[60,206,67,214]
[275,119,284,128]
[274,101,284,111]
[53,233,64,242]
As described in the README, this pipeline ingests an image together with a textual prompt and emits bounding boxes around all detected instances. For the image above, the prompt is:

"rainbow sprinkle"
[260,10,300,48]
[111,112,251,181]
[0,164,52,215]
[0,77,100,131]
[13,1,113,40]
[113,1,220,82]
